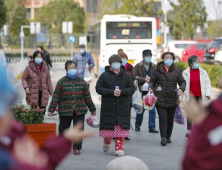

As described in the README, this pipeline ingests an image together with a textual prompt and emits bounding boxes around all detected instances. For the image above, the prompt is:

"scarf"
[35,63,42,75]
[124,63,128,69]
[66,73,77,79]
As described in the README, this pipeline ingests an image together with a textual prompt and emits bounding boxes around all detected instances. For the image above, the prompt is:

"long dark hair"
[33,51,43,59]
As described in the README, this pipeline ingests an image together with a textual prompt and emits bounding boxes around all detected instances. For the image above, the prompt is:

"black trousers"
[187,96,202,130]
[38,91,42,107]
[156,106,177,139]
[59,114,85,150]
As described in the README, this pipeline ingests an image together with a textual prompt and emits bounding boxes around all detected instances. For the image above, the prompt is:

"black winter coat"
[149,61,186,108]
[96,66,135,130]
[43,50,52,69]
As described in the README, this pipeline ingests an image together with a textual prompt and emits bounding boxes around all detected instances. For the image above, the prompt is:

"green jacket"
[49,76,96,116]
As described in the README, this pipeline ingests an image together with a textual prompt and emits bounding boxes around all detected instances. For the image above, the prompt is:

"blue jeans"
[135,106,156,130]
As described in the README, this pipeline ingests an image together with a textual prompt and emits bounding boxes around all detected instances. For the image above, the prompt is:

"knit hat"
[143,49,152,56]
[0,64,17,118]
[118,49,128,59]
[109,54,122,64]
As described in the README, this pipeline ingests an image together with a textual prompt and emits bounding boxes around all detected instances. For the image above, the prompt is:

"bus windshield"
[106,22,152,39]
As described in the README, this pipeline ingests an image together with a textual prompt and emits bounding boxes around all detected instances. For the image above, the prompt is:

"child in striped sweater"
[48,60,96,155]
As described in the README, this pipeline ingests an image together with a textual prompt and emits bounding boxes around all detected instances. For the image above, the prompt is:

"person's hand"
[145,77,150,83]
[27,53,31,57]
[149,88,153,94]
[25,88,30,94]
[91,112,96,116]
[134,83,138,87]
[182,94,208,124]
[85,66,90,69]
[48,112,53,117]
[13,136,48,168]
[114,90,121,97]
[177,89,183,96]
[206,96,211,100]
[63,122,95,143]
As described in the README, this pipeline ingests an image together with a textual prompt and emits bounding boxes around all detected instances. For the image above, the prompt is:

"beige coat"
[182,67,211,102]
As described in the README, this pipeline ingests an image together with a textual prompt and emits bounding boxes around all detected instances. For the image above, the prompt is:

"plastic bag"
[132,87,143,114]
[143,95,156,110]
[84,69,93,84]
[141,75,149,91]
[86,116,100,128]
[144,92,157,109]
[141,82,149,91]
[50,70,53,78]
[174,106,184,125]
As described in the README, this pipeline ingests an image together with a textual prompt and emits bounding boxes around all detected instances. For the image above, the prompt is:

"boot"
[103,138,112,152]
[115,137,125,157]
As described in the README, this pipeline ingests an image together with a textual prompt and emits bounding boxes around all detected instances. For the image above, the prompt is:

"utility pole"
[20,25,30,60]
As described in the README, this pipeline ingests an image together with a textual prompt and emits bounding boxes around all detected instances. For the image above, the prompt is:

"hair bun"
[118,49,123,53]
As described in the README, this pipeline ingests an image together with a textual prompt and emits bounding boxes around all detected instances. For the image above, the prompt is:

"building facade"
[25,0,103,28]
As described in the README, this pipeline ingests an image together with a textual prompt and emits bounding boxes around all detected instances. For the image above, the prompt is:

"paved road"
[12,63,221,170]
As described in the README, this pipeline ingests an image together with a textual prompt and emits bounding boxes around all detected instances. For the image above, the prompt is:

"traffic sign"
[69,36,76,43]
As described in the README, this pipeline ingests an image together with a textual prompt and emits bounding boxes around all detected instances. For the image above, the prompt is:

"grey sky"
[162,0,222,21]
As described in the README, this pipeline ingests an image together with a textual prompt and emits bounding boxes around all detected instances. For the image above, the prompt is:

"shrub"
[175,62,222,88]
[12,105,45,124]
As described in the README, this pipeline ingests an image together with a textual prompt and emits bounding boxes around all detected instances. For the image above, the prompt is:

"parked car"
[164,41,197,62]
[214,44,222,64]
[181,43,208,62]
[203,38,222,64]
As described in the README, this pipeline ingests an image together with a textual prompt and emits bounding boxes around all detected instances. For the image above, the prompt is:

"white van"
[165,41,197,62]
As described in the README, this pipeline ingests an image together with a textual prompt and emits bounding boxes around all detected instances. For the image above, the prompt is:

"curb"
[13,72,24,81]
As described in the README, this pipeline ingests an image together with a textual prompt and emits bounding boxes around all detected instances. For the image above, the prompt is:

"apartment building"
[26,0,103,27]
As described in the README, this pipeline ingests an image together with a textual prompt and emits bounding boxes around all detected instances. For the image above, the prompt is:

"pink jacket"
[22,60,53,107]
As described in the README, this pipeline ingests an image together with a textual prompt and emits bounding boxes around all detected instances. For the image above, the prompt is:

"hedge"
[175,62,222,88]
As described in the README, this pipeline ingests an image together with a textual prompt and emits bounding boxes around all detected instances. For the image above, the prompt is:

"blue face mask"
[35,58,43,65]
[121,59,127,66]
[145,57,152,63]
[68,69,77,76]
[80,49,86,54]
[111,62,121,70]
[164,59,173,67]
[193,63,200,69]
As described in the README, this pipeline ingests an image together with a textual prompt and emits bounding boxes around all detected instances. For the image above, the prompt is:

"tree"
[101,0,162,17]
[4,0,28,48]
[207,20,222,38]
[35,0,85,34]
[210,0,222,37]
[169,0,207,40]
[0,0,7,30]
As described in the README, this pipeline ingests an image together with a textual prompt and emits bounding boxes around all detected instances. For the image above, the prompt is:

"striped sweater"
[49,76,96,116]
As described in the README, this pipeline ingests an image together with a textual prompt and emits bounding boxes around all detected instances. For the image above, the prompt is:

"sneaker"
[161,138,167,146]
[115,150,124,157]
[103,143,110,153]
[135,127,140,131]
[125,137,130,141]
[73,149,81,155]
[149,129,159,133]
[166,138,172,143]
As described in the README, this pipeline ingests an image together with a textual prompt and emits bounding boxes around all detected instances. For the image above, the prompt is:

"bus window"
[106,22,152,39]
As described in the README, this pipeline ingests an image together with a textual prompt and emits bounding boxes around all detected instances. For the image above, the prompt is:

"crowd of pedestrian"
[1,44,222,170]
